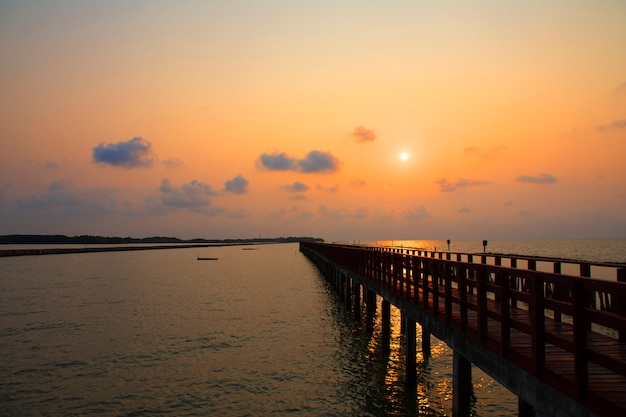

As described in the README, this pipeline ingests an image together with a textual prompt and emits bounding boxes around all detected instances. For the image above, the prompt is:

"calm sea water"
[1,240,624,416]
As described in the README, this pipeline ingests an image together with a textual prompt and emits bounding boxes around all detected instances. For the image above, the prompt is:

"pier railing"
[301,242,626,416]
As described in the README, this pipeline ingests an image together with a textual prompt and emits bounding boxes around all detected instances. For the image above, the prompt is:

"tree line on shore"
[0,234,324,245]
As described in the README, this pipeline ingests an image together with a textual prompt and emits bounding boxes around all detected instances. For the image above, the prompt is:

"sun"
[400,152,409,161]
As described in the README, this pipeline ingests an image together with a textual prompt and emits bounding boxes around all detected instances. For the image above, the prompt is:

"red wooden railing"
[301,242,626,416]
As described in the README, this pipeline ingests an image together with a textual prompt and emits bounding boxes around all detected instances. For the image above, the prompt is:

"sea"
[1,239,625,416]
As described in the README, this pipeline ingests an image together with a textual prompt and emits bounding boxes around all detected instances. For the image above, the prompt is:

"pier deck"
[301,242,626,417]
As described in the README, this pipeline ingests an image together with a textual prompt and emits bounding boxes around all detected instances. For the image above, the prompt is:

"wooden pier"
[300,242,626,417]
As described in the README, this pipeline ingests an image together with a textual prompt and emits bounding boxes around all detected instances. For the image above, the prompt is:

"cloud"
[158,179,215,208]
[162,158,184,168]
[516,173,557,184]
[259,152,296,171]
[258,150,340,173]
[404,205,429,220]
[43,162,60,170]
[352,126,377,143]
[596,119,626,132]
[224,175,249,194]
[288,194,309,201]
[283,181,309,193]
[316,183,339,193]
[319,205,368,219]
[463,145,506,158]
[268,209,286,220]
[435,178,489,192]
[298,151,340,173]
[48,179,72,192]
[14,180,133,217]
[92,136,154,168]
[16,180,79,209]
[351,179,366,188]
[0,183,9,205]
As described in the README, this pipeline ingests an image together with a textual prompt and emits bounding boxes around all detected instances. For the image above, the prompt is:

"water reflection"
[323,278,516,416]
[347,293,453,416]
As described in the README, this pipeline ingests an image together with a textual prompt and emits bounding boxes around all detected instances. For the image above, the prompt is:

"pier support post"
[381,299,391,353]
[421,321,431,360]
[518,398,535,417]
[366,290,376,333]
[338,273,345,299]
[345,276,351,308]
[405,317,417,385]
[353,282,361,320]
[452,350,472,417]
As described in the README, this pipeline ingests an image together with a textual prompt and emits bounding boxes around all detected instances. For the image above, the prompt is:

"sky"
[1,0,625,241]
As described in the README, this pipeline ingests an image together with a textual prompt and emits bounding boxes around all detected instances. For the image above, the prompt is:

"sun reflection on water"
[356,284,515,415]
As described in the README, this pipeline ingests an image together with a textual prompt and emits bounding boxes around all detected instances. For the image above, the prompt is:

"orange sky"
[1,0,625,240]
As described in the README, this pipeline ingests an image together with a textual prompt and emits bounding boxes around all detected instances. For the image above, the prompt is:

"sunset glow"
[1,1,625,240]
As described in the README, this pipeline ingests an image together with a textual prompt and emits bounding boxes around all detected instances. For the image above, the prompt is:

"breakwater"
[0,244,225,257]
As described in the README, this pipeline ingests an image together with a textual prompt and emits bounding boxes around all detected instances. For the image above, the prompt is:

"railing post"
[445,263,452,324]
[500,270,511,357]
[460,264,468,332]
[580,263,591,278]
[552,262,563,322]
[432,260,440,316]
[415,258,423,304]
[572,280,588,400]
[402,253,408,295]
[580,263,596,313]
[477,266,488,342]
[408,254,414,296]
[423,260,430,312]
[618,268,626,342]
[529,273,545,376]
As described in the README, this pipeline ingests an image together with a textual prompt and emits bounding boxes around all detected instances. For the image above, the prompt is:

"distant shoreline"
[0,234,324,245]
[0,235,324,257]
[0,244,224,258]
